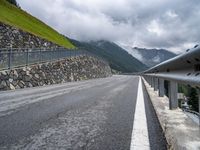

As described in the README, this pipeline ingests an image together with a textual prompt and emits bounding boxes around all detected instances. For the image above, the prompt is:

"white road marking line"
[130,77,150,150]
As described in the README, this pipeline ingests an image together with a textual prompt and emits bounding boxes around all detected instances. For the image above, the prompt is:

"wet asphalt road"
[0,75,167,150]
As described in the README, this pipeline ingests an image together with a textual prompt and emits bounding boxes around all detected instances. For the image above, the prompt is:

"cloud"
[17,0,200,53]
[165,10,178,18]
[147,20,165,36]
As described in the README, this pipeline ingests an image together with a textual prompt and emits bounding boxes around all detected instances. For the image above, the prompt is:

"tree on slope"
[7,0,19,7]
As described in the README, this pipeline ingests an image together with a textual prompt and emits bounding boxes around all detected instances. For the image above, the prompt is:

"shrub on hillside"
[6,0,19,7]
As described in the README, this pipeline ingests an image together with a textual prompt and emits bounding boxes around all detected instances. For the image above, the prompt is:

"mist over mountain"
[70,39,147,73]
[122,46,177,67]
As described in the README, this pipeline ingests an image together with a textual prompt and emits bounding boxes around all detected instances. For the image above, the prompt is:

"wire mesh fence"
[0,47,106,70]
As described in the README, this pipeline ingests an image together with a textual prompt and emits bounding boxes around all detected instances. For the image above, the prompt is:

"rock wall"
[0,22,112,91]
[0,55,112,91]
[0,22,59,48]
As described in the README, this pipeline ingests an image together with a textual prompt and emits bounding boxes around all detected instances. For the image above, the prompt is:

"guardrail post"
[145,76,147,83]
[197,89,200,126]
[199,91,200,126]
[151,77,154,88]
[158,78,165,97]
[149,77,152,87]
[145,76,149,84]
[154,77,159,91]
[168,81,178,110]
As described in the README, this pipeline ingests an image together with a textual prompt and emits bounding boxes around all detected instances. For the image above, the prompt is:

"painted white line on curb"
[130,77,150,150]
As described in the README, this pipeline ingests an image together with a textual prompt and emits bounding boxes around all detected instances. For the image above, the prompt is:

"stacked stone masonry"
[0,56,112,91]
[0,22,60,48]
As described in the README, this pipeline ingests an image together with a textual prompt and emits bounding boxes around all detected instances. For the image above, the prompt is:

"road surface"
[0,75,167,150]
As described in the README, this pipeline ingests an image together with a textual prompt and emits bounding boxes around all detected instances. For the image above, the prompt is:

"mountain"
[70,39,147,73]
[122,46,176,67]
[0,0,74,48]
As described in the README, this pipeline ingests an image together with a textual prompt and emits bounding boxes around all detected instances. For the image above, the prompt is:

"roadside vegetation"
[0,0,75,49]
[164,82,199,112]
[179,85,199,112]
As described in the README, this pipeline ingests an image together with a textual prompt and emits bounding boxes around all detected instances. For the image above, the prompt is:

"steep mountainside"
[0,0,74,48]
[70,39,147,73]
[123,46,176,67]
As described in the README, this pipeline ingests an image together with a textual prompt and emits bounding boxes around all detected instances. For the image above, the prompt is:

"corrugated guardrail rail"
[141,45,200,123]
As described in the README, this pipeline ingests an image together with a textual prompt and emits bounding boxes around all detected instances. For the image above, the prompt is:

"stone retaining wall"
[0,55,112,91]
[0,22,60,48]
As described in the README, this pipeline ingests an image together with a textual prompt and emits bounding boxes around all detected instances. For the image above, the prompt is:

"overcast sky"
[18,0,200,53]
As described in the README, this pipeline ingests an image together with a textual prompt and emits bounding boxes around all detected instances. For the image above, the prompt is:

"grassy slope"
[0,0,75,48]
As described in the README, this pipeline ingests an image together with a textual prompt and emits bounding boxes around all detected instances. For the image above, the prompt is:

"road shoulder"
[142,77,200,150]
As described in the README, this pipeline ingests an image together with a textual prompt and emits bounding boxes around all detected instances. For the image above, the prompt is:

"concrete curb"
[142,77,200,150]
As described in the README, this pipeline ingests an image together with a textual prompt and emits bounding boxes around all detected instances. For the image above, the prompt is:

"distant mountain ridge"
[123,46,177,67]
[70,39,147,73]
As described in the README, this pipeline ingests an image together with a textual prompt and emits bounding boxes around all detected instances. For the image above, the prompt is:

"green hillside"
[70,39,147,73]
[0,0,75,48]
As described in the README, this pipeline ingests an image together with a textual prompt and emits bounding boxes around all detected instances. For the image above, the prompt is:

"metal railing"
[184,109,200,117]
[183,109,200,125]
[0,47,106,70]
[141,45,200,125]
[142,45,200,87]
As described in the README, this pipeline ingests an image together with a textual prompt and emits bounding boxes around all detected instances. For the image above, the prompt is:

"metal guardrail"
[184,109,200,117]
[0,47,107,70]
[184,109,200,125]
[141,45,200,125]
[142,45,200,86]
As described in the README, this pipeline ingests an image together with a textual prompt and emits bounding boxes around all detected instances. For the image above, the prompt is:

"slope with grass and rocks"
[0,0,74,49]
